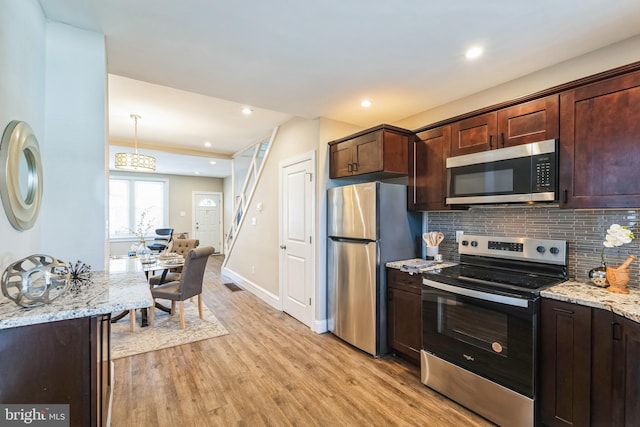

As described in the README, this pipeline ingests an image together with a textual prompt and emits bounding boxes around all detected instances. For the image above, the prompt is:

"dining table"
[110,255,185,327]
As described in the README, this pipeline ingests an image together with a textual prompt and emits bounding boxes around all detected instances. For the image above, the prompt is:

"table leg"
[140,308,148,327]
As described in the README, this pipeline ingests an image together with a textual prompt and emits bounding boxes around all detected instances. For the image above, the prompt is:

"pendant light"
[114,114,156,172]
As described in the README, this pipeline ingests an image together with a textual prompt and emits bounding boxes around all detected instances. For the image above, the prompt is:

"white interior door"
[280,152,315,328]
[193,192,222,253]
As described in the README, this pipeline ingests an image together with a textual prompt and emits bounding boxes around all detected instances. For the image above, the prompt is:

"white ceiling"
[39,0,640,177]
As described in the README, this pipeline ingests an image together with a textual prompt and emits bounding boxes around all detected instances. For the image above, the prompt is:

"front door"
[193,192,222,253]
[280,152,315,328]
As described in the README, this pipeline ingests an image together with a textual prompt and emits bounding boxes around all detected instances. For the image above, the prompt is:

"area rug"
[111,301,229,359]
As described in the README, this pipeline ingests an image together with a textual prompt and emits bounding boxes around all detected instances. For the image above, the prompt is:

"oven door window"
[449,157,531,197]
[423,288,536,397]
[438,297,509,357]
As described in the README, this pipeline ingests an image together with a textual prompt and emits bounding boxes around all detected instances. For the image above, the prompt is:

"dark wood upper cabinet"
[497,95,559,148]
[450,112,497,156]
[329,124,411,180]
[450,96,559,157]
[408,125,450,211]
[559,69,640,208]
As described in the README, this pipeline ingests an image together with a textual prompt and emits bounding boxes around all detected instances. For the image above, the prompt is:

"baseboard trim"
[221,267,281,310]
[314,319,328,334]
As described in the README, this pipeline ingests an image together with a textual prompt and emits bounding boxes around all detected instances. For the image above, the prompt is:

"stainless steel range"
[421,235,567,427]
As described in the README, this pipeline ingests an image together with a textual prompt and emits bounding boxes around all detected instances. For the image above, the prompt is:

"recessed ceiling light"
[209,160,217,165]
[204,141,211,148]
[195,171,200,175]
[465,46,483,60]
[242,107,253,115]
[361,99,372,108]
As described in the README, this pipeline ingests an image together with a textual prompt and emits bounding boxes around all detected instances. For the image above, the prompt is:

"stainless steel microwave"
[446,139,558,205]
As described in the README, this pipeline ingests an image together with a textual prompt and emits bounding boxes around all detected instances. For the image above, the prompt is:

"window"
[109,177,168,239]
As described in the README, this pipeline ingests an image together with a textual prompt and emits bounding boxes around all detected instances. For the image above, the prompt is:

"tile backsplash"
[426,205,639,287]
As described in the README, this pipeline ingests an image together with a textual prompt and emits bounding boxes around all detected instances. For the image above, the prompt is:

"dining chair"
[148,246,214,329]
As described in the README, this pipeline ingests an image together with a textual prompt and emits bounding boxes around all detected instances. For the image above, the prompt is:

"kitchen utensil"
[423,232,443,247]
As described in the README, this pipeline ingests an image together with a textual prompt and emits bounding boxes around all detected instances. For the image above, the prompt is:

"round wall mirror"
[0,121,44,230]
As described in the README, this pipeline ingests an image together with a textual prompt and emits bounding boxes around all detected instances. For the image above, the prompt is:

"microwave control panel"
[533,155,554,191]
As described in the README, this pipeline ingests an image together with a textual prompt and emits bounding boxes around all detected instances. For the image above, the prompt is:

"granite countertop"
[541,281,640,324]
[0,258,153,330]
[386,258,457,274]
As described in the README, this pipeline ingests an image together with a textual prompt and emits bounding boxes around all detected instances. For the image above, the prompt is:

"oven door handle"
[423,279,530,308]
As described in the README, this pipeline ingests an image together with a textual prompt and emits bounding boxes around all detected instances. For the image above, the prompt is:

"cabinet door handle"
[613,323,622,340]
[553,307,574,315]
[353,162,358,171]
[489,135,493,149]
[563,189,568,204]
[501,132,505,147]
[347,163,353,172]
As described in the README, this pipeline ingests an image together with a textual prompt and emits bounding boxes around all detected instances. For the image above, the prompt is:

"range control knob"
[536,246,546,254]
[470,241,478,247]
[549,247,560,255]
[461,240,469,246]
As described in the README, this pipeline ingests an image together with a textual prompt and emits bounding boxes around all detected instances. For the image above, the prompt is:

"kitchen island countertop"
[541,280,640,324]
[0,258,153,330]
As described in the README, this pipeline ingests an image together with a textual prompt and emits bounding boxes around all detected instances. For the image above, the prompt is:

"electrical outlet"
[251,217,257,226]
[456,230,464,243]
[251,265,255,273]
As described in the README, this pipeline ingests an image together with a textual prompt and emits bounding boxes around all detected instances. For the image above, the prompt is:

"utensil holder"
[426,246,439,259]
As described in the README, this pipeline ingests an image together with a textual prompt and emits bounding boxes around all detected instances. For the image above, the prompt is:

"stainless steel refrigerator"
[327,181,420,357]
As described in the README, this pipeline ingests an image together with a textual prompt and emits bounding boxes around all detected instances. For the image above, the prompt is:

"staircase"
[222,127,278,267]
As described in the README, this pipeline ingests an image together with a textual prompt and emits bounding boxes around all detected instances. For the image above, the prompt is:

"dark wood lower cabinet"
[0,315,111,427]
[541,299,640,427]
[387,268,422,365]
[541,298,592,426]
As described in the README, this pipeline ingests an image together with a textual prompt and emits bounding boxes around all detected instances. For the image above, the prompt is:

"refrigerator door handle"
[329,237,375,244]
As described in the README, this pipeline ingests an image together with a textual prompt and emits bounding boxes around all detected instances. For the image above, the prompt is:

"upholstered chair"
[148,238,201,286]
[149,246,214,329]
[171,238,200,256]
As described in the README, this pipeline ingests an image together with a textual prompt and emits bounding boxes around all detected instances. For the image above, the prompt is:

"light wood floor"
[110,256,492,426]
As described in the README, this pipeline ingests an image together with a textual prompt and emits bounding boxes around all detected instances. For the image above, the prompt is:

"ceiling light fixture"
[465,46,483,60]
[204,141,212,148]
[361,99,372,108]
[209,160,217,165]
[242,107,253,115]
[114,114,156,172]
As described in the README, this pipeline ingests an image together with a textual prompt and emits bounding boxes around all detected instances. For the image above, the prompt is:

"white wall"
[0,1,108,272]
[0,0,47,272]
[40,22,107,269]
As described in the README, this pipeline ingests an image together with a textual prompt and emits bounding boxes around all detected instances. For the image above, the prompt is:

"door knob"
[280,244,286,250]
